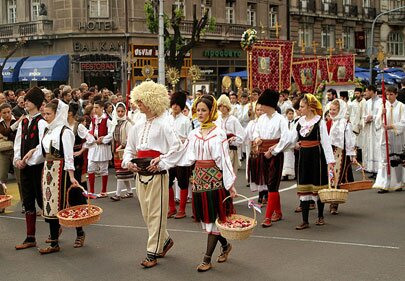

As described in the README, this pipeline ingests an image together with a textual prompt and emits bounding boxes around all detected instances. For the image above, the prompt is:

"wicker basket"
[0,182,12,209]
[340,163,373,192]
[318,169,348,204]
[0,195,12,209]
[215,194,257,240]
[57,185,103,228]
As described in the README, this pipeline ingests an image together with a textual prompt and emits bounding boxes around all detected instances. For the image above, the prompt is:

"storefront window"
[7,0,17,23]
[89,0,109,18]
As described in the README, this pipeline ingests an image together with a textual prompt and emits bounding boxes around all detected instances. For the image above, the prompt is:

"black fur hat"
[257,89,279,109]
[24,87,45,109]
[170,91,187,110]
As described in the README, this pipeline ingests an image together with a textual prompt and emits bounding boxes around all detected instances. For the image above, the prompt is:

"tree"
[0,38,26,92]
[144,0,215,71]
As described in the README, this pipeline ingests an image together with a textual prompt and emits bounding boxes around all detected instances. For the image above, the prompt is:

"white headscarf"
[330,99,348,149]
[111,102,127,127]
[47,100,69,131]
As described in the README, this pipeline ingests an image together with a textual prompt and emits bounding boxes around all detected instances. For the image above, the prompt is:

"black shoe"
[378,189,389,194]
[395,188,403,192]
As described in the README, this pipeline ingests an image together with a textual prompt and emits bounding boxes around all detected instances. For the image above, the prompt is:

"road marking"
[0,215,399,250]
[233,184,297,204]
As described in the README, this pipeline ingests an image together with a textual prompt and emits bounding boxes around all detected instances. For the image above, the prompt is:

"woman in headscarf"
[291,94,335,230]
[24,99,80,254]
[327,99,356,214]
[110,102,134,201]
[156,94,237,272]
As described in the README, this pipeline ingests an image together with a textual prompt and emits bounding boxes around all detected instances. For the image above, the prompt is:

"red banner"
[250,45,281,91]
[255,40,293,90]
[317,57,330,83]
[328,54,355,83]
[292,58,318,94]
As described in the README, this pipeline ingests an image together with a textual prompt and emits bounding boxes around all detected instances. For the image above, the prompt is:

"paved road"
[1,166,405,281]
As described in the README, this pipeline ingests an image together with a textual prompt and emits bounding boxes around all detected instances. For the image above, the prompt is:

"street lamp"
[158,0,165,85]
[369,5,405,84]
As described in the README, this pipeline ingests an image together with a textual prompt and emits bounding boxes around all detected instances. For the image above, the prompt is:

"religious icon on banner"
[300,68,313,86]
[337,66,346,80]
[258,57,270,74]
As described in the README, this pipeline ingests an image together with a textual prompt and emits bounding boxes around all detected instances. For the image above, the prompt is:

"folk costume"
[167,92,192,219]
[327,100,356,214]
[373,99,405,191]
[13,87,46,250]
[216,95,246,175]
[122,81,183,267]
[282,118,296,179]
[253,90,291,227]
[362,95,382,173]
[159,94,235,272]
[31,100,85,253]
[111,103,134,201]
[87,111,113,197]
[291,94,335,229]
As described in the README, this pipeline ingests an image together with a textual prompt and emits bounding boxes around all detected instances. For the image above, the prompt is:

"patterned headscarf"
[304,94,323,116]
[192,95,218,129]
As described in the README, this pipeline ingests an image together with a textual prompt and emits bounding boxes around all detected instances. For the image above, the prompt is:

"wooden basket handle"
[328,168,338,190]
[65,185,89,209]
[223,193,257,222]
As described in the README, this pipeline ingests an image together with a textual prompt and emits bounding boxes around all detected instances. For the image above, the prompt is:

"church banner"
[254,40,293,90]
[317,57,330,84]
[328,54,355,83]
[292,58,318,94]
[250,45,281,91]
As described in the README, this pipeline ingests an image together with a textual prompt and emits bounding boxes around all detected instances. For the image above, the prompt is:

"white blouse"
[291,116,335,164]
[121,115,183,169]
[87,114,114,162]
[29,125,75,171]
[215,115,246,147]
[252,112,291,156]
[162,126,236,190]
[167,113,192,142]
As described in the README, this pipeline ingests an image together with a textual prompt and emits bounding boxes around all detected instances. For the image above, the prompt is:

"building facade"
[380,0,405,68]
[289,0,381,67]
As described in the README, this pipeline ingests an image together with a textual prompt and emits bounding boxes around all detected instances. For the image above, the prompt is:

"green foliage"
[144,0,158,33]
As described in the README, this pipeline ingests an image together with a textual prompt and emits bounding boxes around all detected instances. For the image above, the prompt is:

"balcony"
[388,12,405,26]
[299,0,316,14]
[343,4,358,17]
[363,7,376,20]
[0,20,53,42]
[128,17,259,41]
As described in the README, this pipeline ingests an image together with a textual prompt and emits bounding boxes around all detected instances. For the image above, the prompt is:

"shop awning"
[19,54,69,81]
[221,70,248,79]
[0,57,28,82]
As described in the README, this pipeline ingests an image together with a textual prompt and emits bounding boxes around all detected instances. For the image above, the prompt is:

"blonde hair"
[131,81,169,116]
[217,94,232,110]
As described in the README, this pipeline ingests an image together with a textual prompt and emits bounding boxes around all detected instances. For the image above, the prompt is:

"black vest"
[20,114,43,158]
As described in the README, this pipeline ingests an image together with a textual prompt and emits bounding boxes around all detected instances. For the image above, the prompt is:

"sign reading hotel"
[78,21,117,31]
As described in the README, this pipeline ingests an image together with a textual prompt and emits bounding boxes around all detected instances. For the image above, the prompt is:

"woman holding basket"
[110,102,134,201]
[327,99,356,214]
[155,94,237,272]
[291,94,335,230]
[24,99,83,254]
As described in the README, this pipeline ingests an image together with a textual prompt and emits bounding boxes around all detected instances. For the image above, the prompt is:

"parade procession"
[1,1,405,281]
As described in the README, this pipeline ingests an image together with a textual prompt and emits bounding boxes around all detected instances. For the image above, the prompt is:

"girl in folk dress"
[110,102,134,201]
[291,94,335,230]
[245,104,267,203]
[25,100,82,254]
[157,94,237,272]
[282,108,296,180]
[327,99,356,214]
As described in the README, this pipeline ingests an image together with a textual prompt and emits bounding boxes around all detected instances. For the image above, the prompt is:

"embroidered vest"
[90,116,108,137]
[20,114,43,158]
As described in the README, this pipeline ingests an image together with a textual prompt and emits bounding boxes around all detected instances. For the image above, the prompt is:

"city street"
[1,166,405,281]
